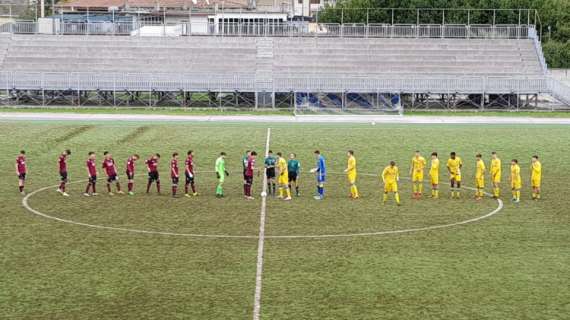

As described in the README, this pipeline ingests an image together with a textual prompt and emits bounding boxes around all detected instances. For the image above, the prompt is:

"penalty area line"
[253,127,271,320]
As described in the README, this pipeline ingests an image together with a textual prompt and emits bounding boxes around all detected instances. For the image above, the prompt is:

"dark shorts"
[89,175,97,183]
[244,175,253,185]
[266,168,276,179]
[126,171,134,180]
[288,172,298,182]
[107,174,118,183]
[148,171,159,181]
[60,171,68,182]
[185,172,194,184]
[172,176,179,185]
[18,173,26,180]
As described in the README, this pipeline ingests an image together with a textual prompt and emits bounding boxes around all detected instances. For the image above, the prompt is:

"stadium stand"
[0,23,568,110]
[0,36,542,76]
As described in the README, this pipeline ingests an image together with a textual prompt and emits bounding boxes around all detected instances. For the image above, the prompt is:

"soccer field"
[1,121,569,319]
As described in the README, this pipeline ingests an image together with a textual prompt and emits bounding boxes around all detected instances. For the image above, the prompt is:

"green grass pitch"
[1,121,568,319]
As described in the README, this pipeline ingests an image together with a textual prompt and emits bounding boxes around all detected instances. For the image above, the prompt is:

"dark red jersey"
[102,158,117,176]
[16,156,27,174]
[185,155,194,175]
[58,155,67,173]
[245,156,255,177]
[146,158,158,173]
[126,156,136,173]
[86,159,97,176]
[171,159,179,178]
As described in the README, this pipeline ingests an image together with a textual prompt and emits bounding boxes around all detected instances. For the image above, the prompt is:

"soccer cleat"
[108,192,114,196]
[62,192,70,197]
[128,192,135,196]
[20,191,26,196]
[185,193,192,198]
[514,199,520,203]
[284,197,292,201]
[313,195,323,200]
[92,193,98,196]
[193,192,199,196]
[83,193,90,197]
[56,188,63,194]
[117,190,125,195]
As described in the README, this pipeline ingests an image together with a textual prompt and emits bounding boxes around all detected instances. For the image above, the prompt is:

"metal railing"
[0,71,551,95]
[0,21,535,39]
[529,27,548,74]
[548,78,570,105]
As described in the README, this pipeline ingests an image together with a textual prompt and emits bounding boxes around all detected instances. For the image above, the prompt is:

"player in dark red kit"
[184,150,198,198]
[56,149,71,197]
[244,151,257,200]
[125,154,140,196]
[15,150,27,195]
[170,152,180,197]
[84,152,98,196]
[145,153,161,194]
[102,151,123,195]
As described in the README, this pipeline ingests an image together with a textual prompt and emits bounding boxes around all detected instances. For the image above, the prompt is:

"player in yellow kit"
[531,155,542,200]
[276,152,292,201]
[344,150,359,199]
[429,152,440,198]
[409,151,427,199]
[490,152,502,198]
[475,154,486,200]
[447,152,463,199]
[381,161,400,206]
[510,159,522,203]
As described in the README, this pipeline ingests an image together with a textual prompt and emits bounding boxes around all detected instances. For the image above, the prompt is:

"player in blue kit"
[310,150,326,200]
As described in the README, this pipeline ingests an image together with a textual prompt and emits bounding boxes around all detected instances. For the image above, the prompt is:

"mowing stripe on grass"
[253,127,271,320]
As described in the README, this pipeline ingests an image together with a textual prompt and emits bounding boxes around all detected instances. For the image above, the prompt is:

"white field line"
[3,112,570,125]
[252,127,271,320]
[21,173,503,240]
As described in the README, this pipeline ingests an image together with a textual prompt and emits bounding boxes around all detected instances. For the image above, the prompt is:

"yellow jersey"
[346,156,356,175]
[491,158,501,176]
[447,157,463,175]
[411,156,426,173]
[531,161,542,180]
[277,157,288,175]
[511,164,521,183]
[382,166,399,183]
[476,159,486,179]
[430,158,440,176]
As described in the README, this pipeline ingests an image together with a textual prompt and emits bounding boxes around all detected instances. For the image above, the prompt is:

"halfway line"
[253,127,271,320]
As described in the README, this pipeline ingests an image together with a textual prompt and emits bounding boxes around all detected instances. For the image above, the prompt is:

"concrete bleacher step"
[0,35,544,80]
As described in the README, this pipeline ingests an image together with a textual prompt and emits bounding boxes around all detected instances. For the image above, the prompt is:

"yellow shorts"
[492,173,501,183]
[476,177,485,189]
[531,178,541,188]
[278,174,288,185]
[451,173,462,182]
[430,173,439,185]
[412,172,424,182]
[511,180,522,190]
[347,173,356,185]
[384,182,398,193]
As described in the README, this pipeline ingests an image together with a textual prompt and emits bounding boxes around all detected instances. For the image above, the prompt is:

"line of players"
[14,149,542,204]
[376,151,543,205]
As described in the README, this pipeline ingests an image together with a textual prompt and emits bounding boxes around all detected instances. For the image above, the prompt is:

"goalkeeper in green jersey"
[215,152,229,197]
